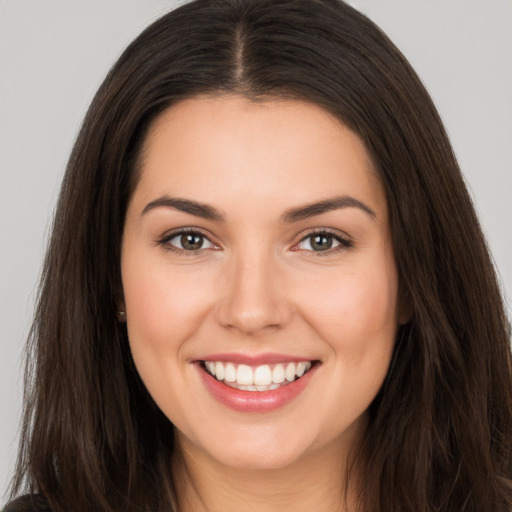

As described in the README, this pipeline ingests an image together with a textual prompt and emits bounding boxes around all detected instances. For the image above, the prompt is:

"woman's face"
[121,95,403,470]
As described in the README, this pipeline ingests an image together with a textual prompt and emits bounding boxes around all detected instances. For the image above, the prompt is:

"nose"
[215,250,292,336]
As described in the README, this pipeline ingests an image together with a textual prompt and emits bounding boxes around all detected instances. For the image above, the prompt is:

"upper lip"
[195,353,316,366]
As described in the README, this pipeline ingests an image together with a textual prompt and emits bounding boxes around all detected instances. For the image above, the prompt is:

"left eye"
[296,232,347,252]
[166,232,215,251]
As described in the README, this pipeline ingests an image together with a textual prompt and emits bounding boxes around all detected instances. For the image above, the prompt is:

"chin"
[179,419,350,473]
[209,443,311,472]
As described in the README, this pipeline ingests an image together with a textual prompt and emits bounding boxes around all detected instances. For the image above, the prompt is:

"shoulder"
[3,495,51,512]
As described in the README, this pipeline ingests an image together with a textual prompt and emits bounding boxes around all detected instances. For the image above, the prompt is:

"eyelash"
[156,228,353,255]
[293,229,353,256]
[157,227,218,254]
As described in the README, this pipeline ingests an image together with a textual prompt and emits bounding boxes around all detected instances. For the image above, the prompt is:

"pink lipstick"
[195,356,319,413]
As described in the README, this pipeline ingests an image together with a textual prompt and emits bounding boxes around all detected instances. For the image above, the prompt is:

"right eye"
[159,230,217,252]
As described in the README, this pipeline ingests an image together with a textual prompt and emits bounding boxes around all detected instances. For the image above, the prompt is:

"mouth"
[200,360,317,392]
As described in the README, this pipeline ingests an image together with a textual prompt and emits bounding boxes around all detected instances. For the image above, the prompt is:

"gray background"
[1,0,511,499]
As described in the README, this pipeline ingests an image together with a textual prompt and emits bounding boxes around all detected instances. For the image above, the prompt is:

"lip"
[195,358,319,413]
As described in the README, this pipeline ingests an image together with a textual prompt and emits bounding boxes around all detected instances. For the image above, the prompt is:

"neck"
[171,431,362,512]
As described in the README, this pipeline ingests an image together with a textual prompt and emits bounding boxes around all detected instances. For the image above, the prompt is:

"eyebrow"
[280,195,376,223]
[141,194,376,223]
[142,196,224,221]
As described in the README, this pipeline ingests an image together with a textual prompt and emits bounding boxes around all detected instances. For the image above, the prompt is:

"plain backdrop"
[1,0,511,499]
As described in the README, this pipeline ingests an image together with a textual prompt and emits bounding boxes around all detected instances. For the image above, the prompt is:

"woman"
[5,0,512,511]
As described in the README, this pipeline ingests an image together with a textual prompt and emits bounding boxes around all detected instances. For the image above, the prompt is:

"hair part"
[8,1,512,511]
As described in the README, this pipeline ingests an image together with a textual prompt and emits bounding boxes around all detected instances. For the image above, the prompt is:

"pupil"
[312,234,332,251]
[181,233,203,250]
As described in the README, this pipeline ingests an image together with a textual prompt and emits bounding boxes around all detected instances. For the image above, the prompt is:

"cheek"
[298,261,399,343]
[299,260,398,422]
[121,248,215,362]
[120,250,218,423]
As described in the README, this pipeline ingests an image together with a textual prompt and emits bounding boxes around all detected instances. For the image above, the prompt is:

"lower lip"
[196,363,318,413]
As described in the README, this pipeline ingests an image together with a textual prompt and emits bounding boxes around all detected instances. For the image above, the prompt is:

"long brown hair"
[8,0,512,511]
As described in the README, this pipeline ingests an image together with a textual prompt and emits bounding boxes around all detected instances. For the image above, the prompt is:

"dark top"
[3,495,51,512]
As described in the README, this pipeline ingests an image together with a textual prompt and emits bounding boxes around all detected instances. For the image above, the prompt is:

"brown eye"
[296,231,352,253]
[309,234,333,251]
[163,231,215,251]
[180,233,204,250]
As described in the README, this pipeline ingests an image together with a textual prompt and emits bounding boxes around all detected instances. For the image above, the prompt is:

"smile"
[196,357,319,413]
[203,360,313,391]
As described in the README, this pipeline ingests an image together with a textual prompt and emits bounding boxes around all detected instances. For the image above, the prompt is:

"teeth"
[285,362,296,382]
[254,365,272,386]
[224,362,236,382]
[215,361,225,381]
[204,360,313,391]
[272,364,285,384]
[237,364,254,385]
[296,362,307,377]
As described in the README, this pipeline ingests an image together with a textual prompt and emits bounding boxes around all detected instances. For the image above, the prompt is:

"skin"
[121,95,405,511]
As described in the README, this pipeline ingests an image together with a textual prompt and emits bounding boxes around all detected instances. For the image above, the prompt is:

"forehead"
[133,95,386,219]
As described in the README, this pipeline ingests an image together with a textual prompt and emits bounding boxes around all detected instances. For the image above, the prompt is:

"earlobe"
[115,284,126,322]
[116,295,127,323]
